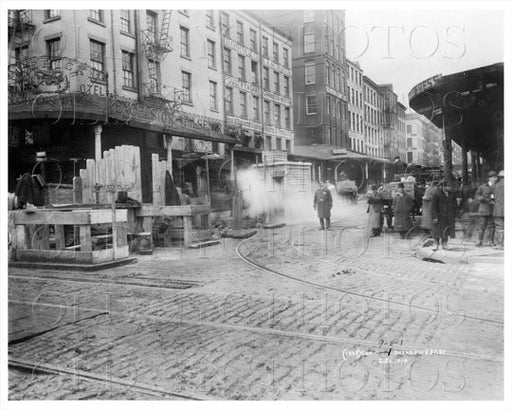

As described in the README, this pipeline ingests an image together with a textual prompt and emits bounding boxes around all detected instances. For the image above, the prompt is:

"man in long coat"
[420,180,439,233]
[492,170,504,250]
[431,181,458,250]
[474,171,498,246]
[367,184,383,237]
[392,182,415,239]
[313,181,333,230]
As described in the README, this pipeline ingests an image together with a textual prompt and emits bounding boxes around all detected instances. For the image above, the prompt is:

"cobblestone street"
[8,202,504,400]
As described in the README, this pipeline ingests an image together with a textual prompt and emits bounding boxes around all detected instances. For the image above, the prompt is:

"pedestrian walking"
[392,182,415,239]
[474,171,498,246]
[367,184,383,237]
[492,170,504,250]
[313,181,333,230]
[431,180,459,251]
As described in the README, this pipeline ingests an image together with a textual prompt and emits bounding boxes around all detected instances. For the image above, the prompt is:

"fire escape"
[8,10,35,91]
[140,11,184,116]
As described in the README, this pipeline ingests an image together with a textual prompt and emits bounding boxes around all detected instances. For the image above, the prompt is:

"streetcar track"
[8,358,204,400]
[236,229,503,326]
[9,299,503,363]
[8,274,203,290]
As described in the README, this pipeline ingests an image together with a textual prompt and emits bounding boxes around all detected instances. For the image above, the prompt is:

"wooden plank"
[104,150,113,204]
[160,160,166,206]
[89,209,127,224]
[136,205,211,217]
[86,158,96,204]
[79,169,89,204]
[54,225,66,250]
[73,176,83,204]
[92,246,129,263]
[134,146,142,203]
[15,226,29,250]
[17,249,94,264]
[13,210,91,225]
[79,225,92,252]
[152,153,159,206]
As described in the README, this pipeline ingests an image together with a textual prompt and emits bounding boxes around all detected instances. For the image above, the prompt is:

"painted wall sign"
[8,56,107,98]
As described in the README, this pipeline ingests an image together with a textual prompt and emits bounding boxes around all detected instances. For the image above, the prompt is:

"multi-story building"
[218,11,294,159]
[347,60,364,154]
[363,75,385,159]
[406,112,428,165]
[8,9,293,207]
[379,84,407,162]
[254,10,349,149]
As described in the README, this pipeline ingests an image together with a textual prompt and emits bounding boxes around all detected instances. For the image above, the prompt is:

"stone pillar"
[94,124,103,161]
[442,117,453,186]
[461,139,469,184]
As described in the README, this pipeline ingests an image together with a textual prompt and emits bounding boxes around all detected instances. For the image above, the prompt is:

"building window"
[304,10,314,22]
[253,95,260,121]
[206,10,215,28]
[89,39,105,81]
[284,107,290,129]
[180,26,190,58]
[274,104,281,127]
[148,59,160,93]
[89,10,103,22]
[250,29,257,51]
[283,48,289,68]
[225,86,234,115]
[305,61,316,84]
[251,61,259,85]
[240,91,247,118]
[273,71,280,94]
[221,12,230,37]
[209,81,218,111]
[146,12,157,43]
[14,45,29,63]
[264,100,271,125]
[236,21,244,45]
[263,67,269,90]
[122,50,135,88]
[407,138,413,148]
[207,40,216,68]
[46,37,61,70]
[306,95,317,115]
[45,10,59,19]
[286,139,291,153]
[284,76,290,97]
[326,95,330,116]
[238,55,246,81]
[223,48,232,75]
[273,42,279,63]
[120,10,131,33]
[304,32,315,53]
[262,36,269,57]
[407,152,413,163]
[276,138,282,150]
[182,71,192,103]
[266,136,272,150]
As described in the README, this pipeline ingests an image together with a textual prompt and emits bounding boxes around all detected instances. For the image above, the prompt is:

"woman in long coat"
[392,183,415,239]
[367,184,383,237]
[431,182,458,250]
[420,180,439,232]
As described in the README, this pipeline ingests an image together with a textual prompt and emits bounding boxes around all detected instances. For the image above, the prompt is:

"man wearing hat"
[392,182,415,239]
[313,180,333,230]
[492,170,504,250]
[431,180,458,250]
[474,171,498,247]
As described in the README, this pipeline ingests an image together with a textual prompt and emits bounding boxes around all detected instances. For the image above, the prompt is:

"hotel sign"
[262,90,291,105]
[225,75,260,94]
[262,57,292,77]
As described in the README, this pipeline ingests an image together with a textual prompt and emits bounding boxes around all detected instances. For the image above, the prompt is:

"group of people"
[313,170,505,252]
[366,182,415,239]
[474,170,505,249]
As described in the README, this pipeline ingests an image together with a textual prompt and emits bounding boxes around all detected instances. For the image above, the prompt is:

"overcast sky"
[345,9,504,107]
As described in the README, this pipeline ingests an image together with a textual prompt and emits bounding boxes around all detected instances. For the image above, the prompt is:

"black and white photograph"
[2,1,510,407]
